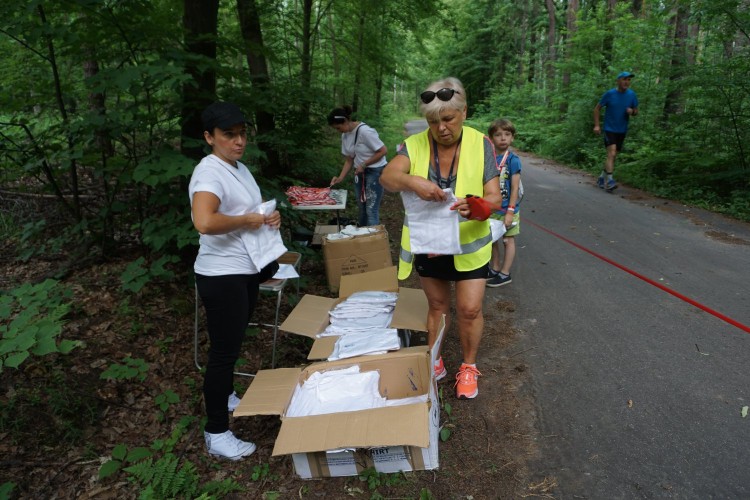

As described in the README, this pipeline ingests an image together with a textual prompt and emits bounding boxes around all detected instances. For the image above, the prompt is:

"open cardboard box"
[321,225,392,292]
[234,317,445,479]
[279,266,428,360]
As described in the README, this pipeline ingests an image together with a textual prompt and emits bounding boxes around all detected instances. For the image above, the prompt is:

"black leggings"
[196,263,277,434]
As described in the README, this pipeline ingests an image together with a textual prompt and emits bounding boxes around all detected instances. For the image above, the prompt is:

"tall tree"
[180,0,219,162]
[544,0,557,88]
[237,0,281,177]
[662,0,690,121]
[560,0,579,113]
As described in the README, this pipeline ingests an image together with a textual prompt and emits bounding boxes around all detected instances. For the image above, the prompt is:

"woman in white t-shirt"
[328,105,388,226]
[189,102,283,461]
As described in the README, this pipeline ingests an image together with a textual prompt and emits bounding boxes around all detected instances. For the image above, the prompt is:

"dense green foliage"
[0,1,747,496]
[1,1,747,271]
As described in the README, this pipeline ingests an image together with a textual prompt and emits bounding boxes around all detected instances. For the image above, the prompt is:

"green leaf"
[4,351,29,369]
[112,444,128,460]
[30,337,57,356]
[439,428,451,442]
[57,340,81,354]
[126,447,153,463]
[98,460,122,480]
[742,406,748,418]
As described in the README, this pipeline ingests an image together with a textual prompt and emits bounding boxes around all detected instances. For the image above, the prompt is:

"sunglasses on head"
[420,88,461,104]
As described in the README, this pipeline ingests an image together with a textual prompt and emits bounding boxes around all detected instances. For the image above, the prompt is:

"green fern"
[124,453,198,499]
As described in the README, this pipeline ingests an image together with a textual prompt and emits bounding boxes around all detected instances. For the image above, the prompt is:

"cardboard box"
[311,223,339,247]
[322,225,392,292]
[234,318,445,479]
[279,266,428,360]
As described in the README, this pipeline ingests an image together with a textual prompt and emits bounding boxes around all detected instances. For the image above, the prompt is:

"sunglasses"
[420,88,461,104]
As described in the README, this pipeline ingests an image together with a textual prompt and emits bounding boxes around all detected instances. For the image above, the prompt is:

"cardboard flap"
[391,287,428,332]
[307,337,338,360]
[338,266,398,298]
[234,368,300,416]
[431,315,447,370]
[279,294,337,338]
[272,404,430,456]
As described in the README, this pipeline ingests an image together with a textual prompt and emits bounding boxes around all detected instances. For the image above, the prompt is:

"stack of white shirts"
[285,365,429,417]
[317,291,400,360]
[286,366,384,417]
[325,225,380,241]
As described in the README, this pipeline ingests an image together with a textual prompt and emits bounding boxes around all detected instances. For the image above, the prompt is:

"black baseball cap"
[201,102,248,132]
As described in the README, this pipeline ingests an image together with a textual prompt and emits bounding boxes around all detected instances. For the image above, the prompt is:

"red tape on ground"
[525,218,750,334]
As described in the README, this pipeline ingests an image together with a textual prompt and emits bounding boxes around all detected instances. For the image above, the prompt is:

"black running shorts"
[414,254,488,281]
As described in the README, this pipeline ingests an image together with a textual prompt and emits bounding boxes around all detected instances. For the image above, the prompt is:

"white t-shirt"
[188,154,262,276]
[340,123,387,168]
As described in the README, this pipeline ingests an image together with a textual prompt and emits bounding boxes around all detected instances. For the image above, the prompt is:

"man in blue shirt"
[593,71,639,191]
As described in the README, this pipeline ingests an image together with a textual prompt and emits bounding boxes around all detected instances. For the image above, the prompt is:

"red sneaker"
[434,356,447,381]
[455,364,481,399]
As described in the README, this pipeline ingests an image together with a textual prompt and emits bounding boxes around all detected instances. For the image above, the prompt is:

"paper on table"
[272,263,299,279]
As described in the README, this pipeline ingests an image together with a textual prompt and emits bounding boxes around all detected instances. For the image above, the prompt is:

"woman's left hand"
[264,210,281,229]
[450,198,472,219]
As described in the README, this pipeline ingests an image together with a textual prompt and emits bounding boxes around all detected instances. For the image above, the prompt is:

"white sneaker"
[227,391,241,412]
[204,430,256,461]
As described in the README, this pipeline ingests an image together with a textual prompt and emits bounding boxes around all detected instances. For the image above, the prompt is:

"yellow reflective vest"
[398,126,492,279]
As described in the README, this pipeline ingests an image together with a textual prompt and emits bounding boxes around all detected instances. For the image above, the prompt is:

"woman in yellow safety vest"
[380,77,501,400]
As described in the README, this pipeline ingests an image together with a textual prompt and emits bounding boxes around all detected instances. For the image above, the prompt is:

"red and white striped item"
[285,186,337,206]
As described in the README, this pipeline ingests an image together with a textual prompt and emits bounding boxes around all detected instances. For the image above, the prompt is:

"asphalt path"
[491,154,750,498]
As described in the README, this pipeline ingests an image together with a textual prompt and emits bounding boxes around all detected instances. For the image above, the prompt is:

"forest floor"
[0,186,553,499]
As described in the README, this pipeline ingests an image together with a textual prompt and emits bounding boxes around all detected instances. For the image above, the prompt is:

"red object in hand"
[464,194,501,221]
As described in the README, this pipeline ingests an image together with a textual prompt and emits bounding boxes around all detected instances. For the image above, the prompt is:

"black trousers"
[196,262,277,434]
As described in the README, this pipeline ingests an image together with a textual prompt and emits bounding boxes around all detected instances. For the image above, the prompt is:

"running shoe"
[597,176,605,189]
[605,179,618,191]
[455,364,482,399]
[434,356,447,381]
[486,273,512,288]
[205,430,256,461]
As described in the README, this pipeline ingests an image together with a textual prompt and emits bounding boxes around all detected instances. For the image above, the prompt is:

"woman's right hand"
[243,212,266,230]
[412,176,447,202]
[330,176,339,186]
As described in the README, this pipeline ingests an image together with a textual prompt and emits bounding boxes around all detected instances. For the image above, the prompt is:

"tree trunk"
[237,0,282,178]
[544,0,556,89]
[662,0,689,121]
[300,0,313,119]
[560,0,579,113]
[38,4,80,221]
[528,0,539,83]
[632,0,644,17]
[327,10,340,103]
[180,0,218,162]
[517,0,529,85]
[352,12,366,112]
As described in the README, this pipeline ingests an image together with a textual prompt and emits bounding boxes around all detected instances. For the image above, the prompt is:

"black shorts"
[603,131,627,152]
[414,254,488,281]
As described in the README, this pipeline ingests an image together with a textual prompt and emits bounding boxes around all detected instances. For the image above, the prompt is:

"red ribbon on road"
[525,217,750,334]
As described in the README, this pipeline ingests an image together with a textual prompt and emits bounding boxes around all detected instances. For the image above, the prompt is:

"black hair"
[327,105,354,125]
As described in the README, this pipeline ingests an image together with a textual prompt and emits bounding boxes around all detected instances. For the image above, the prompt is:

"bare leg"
[500,236,516,276]
[605,144,618,175]
[419,276,452,352]
[490,241,501,273]
[454,278,486,364]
